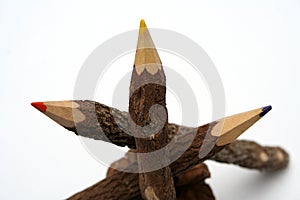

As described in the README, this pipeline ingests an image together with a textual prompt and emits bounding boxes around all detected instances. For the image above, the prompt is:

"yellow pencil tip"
[140,19,147,29]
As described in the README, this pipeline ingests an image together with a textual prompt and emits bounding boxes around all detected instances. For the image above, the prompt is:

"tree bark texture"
[68,140,288,199]
[67,123,225,200]
[69,163,214,200]
[211,140,289,172]
[128,64,176,199]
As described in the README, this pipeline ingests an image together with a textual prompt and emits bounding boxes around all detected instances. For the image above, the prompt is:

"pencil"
[128,19,175,199]
[31,100,135,147]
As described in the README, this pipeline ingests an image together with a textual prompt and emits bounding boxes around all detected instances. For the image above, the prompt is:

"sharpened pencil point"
[260,105,272,117]
[140,19,146,29]
[31,102,47,112]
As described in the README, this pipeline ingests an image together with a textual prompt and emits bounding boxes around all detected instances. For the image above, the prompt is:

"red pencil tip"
[31,102,47,112]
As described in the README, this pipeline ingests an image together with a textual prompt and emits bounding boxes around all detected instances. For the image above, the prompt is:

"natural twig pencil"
[128,19,176,200]
[31,100,135,147]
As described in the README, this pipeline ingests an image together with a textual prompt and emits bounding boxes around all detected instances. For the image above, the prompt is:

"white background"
[1,1,299,199]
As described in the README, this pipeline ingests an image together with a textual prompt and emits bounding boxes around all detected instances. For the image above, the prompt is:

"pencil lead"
[31,102,47,112]
[140,19,146,29]
[260,105,272,117]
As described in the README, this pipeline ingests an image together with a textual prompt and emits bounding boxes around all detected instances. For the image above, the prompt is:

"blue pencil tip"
[260,105,272,117]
